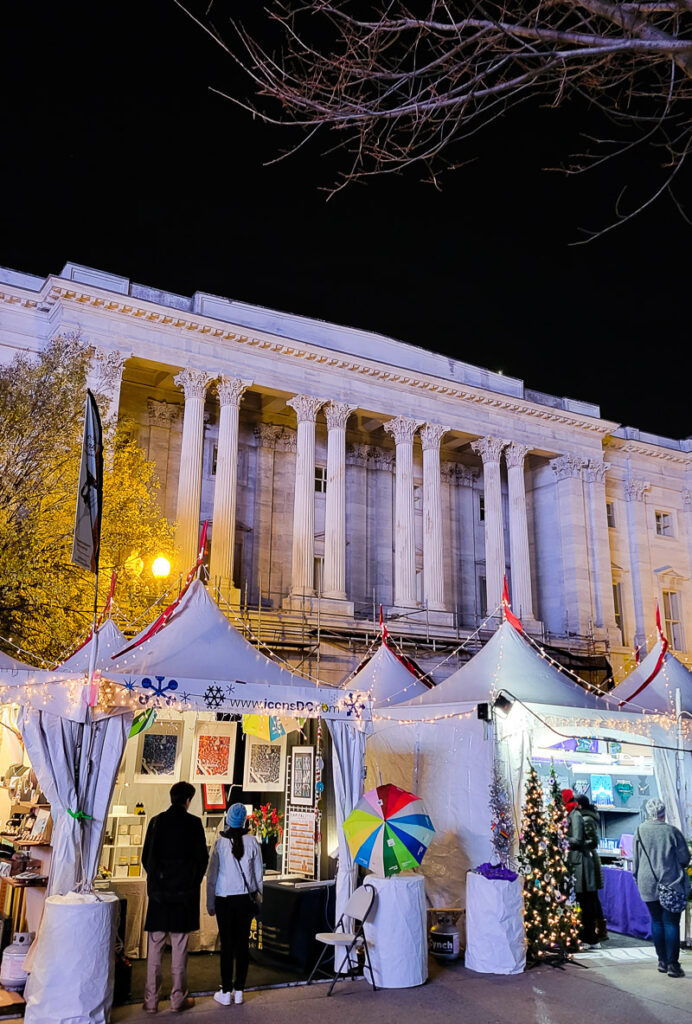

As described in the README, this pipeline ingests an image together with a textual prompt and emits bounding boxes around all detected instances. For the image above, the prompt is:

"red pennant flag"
[379,603,389,641]
[502,576,523,633]
[114,522,209,658]
[619,602,669,708]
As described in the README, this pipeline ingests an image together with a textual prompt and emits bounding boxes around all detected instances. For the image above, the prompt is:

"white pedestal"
[363,873,428,988]
[465,871,526,975]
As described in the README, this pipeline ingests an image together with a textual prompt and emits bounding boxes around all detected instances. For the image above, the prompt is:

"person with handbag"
[562,789,600,948]
[207,803,264,1006]
[633,797,690,978]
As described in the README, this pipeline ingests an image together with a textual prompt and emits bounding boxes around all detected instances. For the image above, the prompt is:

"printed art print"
[290,746,314,806]
[243,733,287,793]
[135,721,183,783]
[191,720,237,784]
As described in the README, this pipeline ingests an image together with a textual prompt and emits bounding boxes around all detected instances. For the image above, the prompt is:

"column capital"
[624,479,651,502]
[470,435,508,465]
[90,347,127,398]
[254,423,283,449]
[420,423,450,451]
[346,443,371,467]
[287,394,326,423]
[504,442,530,470]
[216,376,253,408]
[147,398,181,426]
[174,367,213,401]
[325,401,356,431]
[384,416,422,445]
[550,453,588,481]
[584,457,610,484]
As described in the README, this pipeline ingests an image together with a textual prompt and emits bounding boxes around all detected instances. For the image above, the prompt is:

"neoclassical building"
[1,261,690,684]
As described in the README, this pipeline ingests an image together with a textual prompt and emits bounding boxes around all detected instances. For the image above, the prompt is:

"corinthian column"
[88,348,127,422]
[210,376,253,598]
[505,442,535,621]
[287,395,326,597]
[174,368,213,570]
[624,476,652,652]
[384,416,422,608]
[550,453,591,637]
[471,436,508,616]
[420,423,449,611]
[323,401,355,599]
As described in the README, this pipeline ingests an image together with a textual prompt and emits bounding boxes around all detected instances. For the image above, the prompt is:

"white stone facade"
[2,261,691,683]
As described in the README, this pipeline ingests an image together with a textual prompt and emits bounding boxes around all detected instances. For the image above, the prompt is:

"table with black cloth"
[249,879,336,971]
[601,866,651,940]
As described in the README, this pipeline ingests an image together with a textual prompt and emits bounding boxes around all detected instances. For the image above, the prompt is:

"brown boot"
[172,996,195,1012]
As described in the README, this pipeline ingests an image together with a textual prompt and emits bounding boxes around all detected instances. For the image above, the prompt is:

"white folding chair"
[307,883,378,995]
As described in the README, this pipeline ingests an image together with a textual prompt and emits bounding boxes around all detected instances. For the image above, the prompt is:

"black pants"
[576,890,601,944]
[215,894,255,992]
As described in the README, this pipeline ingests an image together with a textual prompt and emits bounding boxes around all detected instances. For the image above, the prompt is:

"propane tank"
[0,932,33,991]
[428,909,462,962]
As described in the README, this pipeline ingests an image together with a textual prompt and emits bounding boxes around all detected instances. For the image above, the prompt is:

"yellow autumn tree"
[0,334,175,664]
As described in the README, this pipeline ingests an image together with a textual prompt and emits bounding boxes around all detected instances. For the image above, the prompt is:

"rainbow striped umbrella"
[343,784,435,876]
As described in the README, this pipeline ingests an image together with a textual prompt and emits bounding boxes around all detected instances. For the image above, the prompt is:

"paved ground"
[112,946,692,1024]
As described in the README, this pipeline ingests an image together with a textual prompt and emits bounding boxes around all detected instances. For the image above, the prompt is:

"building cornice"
[605,436,691,467]
[1,277,618,437]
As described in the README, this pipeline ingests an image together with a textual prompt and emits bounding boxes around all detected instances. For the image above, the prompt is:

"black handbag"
[238,858,262,917]
[638,835,688,913]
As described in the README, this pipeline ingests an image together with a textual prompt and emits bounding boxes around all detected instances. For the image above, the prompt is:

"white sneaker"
[214,990,232,1006]
[234,991,244,1005]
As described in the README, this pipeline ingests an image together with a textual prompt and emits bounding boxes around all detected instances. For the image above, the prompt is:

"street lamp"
[152,556,171,579]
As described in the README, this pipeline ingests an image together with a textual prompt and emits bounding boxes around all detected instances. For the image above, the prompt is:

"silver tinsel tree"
[489,758,515,866]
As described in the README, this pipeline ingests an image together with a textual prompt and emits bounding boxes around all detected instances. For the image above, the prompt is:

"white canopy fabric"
[59,620,127,673]
[109,580,313,688]
[344,641,430,707]
[610,640,692,715]
[0,649,35,670]
[19,707,131,895]
[402,620,610,710]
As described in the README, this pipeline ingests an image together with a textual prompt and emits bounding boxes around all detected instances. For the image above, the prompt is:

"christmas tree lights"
[518,764,581,965]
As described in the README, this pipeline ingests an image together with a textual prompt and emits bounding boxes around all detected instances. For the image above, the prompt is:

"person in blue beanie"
[207,803,264,1005]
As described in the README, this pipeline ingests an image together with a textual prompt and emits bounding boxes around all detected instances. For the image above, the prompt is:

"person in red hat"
[562,788,600,948]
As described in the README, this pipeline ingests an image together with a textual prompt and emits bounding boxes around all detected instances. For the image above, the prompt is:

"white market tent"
[0,649,34,670]
[610,638,692,715]
[109,579,313,690]
[365,621,625,905]
[405,619,613,710]
[59,618,127,673]
[343,639,431,707]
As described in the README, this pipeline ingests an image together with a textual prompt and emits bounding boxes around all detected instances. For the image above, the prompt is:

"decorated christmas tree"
[518,764,581,964]
[547,767,581,947]
[489,758,515,867]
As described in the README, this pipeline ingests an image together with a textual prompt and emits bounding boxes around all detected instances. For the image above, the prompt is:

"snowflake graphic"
[140,676,179,706]
[341,691,366,719]
[203,685,225,710]
[122,677,137,693]
[226,683,236,696]
[179,691,192,706]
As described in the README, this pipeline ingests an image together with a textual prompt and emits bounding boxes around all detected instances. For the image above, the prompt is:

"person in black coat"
[142,781,209,1013]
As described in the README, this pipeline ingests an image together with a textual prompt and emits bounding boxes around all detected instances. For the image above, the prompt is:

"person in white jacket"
[207,803,263,1006]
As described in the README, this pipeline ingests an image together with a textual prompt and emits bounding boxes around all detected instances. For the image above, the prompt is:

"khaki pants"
[144,931,190,1010]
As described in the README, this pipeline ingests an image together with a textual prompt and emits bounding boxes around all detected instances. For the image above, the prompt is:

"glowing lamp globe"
[152,556,171,578]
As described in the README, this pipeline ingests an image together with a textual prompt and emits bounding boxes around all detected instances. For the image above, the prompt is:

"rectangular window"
[315,466,327,493]
[612,582,624,645]
[662,590,684,650]
[313,556,324,594]
[606,502,616,529]
[211,444,218,476]
[655,511,673,537]
[478,575,487,617]
[479,495,485,522]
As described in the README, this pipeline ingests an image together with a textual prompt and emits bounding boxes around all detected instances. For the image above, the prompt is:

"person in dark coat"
[575,794,607,940]
[562,789,599,948]
[142,781,209,1013]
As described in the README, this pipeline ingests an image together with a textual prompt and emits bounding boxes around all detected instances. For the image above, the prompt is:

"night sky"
[1,1,690,438]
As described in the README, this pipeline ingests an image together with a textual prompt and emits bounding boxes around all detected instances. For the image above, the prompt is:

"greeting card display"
[243,734,286,792]
[135,721,183,783]
[191,721,236,784]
